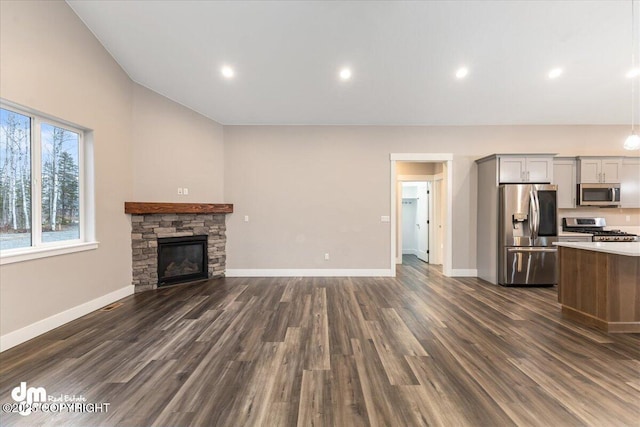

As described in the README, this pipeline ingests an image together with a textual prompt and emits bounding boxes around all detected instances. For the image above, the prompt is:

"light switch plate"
[381,216,390,223]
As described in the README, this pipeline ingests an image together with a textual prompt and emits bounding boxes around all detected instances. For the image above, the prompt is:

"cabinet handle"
[527,171,530,181]
[603,173,605,182]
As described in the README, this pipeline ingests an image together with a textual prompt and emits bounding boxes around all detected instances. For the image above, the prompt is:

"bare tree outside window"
[41,124,79,243]
[1,106,83,251]
[0,109,32,250]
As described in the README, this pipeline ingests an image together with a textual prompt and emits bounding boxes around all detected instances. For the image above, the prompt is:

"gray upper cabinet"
[621,157,640,208]
[553,158,577,208]
[577,157,622,183]
[498,156,553,183]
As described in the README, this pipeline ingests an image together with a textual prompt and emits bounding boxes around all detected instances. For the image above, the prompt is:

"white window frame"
[0,101,97,265]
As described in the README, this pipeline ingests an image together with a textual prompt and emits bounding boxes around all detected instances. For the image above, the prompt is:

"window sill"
[0,242,99,265]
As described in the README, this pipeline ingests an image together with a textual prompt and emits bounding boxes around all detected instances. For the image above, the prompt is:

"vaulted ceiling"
[67,0,639,126]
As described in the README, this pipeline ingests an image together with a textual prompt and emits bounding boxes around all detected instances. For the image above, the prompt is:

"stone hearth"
[127,204,231,292]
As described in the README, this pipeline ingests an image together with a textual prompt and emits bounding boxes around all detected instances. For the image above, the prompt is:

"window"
[0,103,94,262]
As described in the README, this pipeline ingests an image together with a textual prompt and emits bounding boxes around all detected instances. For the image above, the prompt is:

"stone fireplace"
[125,202,233,292]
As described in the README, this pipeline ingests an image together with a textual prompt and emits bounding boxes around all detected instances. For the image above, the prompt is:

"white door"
[416,182,429,263]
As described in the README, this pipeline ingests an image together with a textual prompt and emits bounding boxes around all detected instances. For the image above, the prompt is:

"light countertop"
[554,241,640,257]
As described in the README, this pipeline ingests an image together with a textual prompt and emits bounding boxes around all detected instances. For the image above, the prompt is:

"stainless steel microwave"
[578,183,621,207]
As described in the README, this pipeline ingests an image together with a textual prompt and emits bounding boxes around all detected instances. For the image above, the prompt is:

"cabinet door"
[579,159,601,183]
[499,157,526,183]
[621,159,640,208]
[526,158,553,183]
[553,160,576,208]
[601,159,622,183]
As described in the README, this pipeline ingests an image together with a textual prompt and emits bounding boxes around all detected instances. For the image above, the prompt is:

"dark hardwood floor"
[1,255,638,426]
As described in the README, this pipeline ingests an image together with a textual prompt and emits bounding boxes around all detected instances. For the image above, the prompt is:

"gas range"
[562,218,639,242]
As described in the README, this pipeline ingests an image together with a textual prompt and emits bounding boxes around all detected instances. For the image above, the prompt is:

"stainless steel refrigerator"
[498,184,558,286]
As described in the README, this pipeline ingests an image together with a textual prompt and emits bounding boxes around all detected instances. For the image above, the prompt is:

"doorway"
[390,153,453,277]
[401,181,430,263]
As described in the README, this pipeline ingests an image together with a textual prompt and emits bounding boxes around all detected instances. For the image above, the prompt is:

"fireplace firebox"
[157,235,208,287]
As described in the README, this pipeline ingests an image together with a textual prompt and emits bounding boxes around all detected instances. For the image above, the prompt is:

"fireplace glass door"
[157,235,208,286]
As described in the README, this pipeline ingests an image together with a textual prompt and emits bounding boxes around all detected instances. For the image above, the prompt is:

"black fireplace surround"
[157,235,208,287]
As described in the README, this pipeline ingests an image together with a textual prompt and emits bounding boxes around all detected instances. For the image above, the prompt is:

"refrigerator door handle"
[529,190,538,241]
[533,190,540,239]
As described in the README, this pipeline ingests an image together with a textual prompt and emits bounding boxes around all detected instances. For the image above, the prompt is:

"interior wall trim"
[0,285,134,352]
[225,269,394,278]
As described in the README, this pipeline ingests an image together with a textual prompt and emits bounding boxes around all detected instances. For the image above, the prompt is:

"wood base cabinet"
[558,247,640,333]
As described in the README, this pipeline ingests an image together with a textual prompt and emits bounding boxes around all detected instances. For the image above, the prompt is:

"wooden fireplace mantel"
[124,202,233,215]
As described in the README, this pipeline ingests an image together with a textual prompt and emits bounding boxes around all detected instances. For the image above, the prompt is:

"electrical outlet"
[244,215,249,222]
[177,187,183,195]
[183,188,189,195]
[381,215,390,223]
[626,215,631,222]
[324,253,330,260]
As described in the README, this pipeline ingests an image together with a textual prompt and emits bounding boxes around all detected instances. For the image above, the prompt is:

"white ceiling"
[67,0,640,126]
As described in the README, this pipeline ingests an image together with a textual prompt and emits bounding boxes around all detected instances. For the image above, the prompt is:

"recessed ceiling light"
[626,68,640,78]
[339,68,352,80]
[455,67,469,79]
[221,65,234,79]
[548,68,563,79]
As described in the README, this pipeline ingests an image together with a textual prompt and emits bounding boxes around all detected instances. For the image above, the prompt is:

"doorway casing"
[390,153,453,277]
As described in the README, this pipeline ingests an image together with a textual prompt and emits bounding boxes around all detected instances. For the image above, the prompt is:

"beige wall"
[224,125,637,272]
[0,1,226,338]
[0,0,133,334]
[132,84,224,202]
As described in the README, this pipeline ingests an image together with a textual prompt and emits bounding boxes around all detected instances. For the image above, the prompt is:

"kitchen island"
[554,241,640,333]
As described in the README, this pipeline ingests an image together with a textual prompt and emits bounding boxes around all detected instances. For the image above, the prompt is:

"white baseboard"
[450,269,478,277]
[226,269,394,278]
[1,285,134,352]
